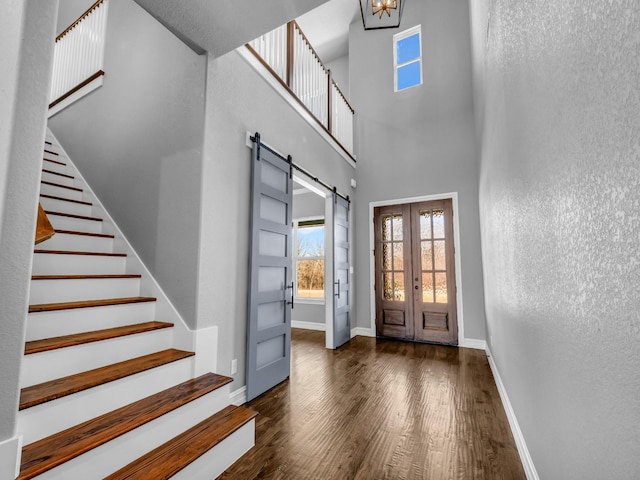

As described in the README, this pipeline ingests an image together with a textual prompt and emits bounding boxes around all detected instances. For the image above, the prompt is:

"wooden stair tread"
[42,168,74,179]
[19,348,194,410]
[29,296,155,313]
[41,179,82,192]
[43,157,66,166]
[44,210,102,222]
[55,229,115,239]
[104,405,258,480]
[19,373,230,480]
[33,249,125,257]
[25,321,173,354]
[40,193,92,206]
[32,274,142,280]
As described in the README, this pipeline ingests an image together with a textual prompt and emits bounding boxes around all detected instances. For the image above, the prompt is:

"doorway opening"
[291,177,328,344]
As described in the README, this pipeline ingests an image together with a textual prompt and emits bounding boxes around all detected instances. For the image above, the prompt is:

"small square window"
[394,25,422,92]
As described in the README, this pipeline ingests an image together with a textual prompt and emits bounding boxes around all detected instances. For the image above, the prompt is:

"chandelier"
[359,0,403,30]
[372,0,397,18]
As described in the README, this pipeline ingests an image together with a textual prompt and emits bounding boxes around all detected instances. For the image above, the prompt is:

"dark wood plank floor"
[218,329,525,480]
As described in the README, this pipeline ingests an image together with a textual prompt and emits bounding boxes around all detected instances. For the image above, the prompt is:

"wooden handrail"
[246,43,355,162]
[290,21,328,75]
[331,79,354,115]
[56,0,105,42]
[49,70,105,109]
[290,19,354,114]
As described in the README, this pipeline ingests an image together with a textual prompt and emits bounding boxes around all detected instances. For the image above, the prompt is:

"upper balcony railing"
[49,0,109,112]
[247,21,355,160]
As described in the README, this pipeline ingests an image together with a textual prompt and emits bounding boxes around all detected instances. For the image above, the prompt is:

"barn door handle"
[286,282,294,309]
[335,279,340,298]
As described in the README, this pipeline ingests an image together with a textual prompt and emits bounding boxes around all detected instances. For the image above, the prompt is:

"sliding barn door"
[246,134,293,402]
[332,193,351,348]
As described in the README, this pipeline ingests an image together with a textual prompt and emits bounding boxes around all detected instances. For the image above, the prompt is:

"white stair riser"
[41,171,75,187]
[39,182,84,201]
[27,302,156,341]
[32,253,125,275]
[29,277,141,304]
[18,358,199,445]
[47,214,102,234]
[43,155,66,165]
[21,328,173,388]
[39,232,114,253]
[39,196,92,217]
[31,388,232,480]
[174,420,255,480]
[42,161,69,175]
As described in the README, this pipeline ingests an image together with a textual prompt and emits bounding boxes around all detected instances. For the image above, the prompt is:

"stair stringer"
[44,129,217,377]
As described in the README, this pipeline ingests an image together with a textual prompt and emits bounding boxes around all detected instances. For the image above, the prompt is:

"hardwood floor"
[219,329,525,480]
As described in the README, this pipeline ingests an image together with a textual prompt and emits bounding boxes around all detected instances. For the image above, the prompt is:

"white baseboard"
[292,320,325,331]
[351,327,375,338]
[486,347,539,480]
[0,434,22,479]
[229,386,247,406]
[459,338,487,350]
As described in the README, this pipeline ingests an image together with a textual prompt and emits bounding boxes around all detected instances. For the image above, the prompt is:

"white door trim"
[368,192,466,346]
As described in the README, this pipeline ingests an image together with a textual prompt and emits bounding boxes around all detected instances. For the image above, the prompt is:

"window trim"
[294,217,325,304]
[393,24,423,92]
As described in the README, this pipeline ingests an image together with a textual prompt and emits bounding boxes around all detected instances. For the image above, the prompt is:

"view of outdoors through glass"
[296,223,324,298]
[420,209,447,303]
[382,213,405,301]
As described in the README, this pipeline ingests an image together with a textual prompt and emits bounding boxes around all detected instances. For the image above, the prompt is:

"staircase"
[17,132,257,479]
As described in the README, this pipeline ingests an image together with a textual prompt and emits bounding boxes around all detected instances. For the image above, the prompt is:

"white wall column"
[0,0,58,476]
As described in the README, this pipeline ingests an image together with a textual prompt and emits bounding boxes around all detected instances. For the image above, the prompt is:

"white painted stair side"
[18,357,197,445]
[29,276,141,304]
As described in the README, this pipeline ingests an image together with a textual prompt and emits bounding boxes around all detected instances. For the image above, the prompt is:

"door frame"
[291,174,344,350]
[368,192,466,346]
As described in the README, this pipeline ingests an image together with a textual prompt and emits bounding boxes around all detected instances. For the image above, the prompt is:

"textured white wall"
[471,0,640,477]
[49,0,206,328]
[0,0,58,471]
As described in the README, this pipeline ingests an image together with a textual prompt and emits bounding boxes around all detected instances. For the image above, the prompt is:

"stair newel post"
[286,21,295,89]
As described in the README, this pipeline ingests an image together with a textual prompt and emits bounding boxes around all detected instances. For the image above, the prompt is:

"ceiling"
[133,0,359,63]
[133,0,328,56]
[296,0,360,63]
